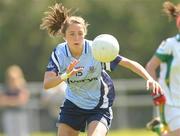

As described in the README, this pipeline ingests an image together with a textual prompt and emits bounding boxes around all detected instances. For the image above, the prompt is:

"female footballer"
[146,1,180,136]
[40,3,163,136]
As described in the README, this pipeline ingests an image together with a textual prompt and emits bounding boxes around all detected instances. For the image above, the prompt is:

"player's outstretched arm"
[118,56,163,95]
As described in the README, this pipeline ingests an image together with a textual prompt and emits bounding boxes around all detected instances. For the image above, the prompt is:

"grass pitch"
[30,128,157,136]
[0,129,157,136]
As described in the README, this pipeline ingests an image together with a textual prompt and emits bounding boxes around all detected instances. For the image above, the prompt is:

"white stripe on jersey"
[100,76,109,108]
[104,62,111,71]
[51,51,61,73]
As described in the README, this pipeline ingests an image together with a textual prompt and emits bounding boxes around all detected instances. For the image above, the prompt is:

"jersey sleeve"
[46,48,61,75]
[101,55,122,71]
[155,39,173,62]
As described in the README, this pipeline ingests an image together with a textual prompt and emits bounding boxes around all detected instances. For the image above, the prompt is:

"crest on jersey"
[89,66,95,73]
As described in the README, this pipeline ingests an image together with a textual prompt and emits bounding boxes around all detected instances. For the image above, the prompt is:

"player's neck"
[70,47,83,59]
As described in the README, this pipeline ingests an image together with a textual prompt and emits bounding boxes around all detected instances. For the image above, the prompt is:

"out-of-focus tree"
[0,0,56,81]
[0,0,179,81]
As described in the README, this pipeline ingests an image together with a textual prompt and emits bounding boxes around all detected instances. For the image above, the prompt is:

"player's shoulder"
[84,39,93,53]
[56,42,67,50]
[165,34,180,43]
[160,34,180,47]
[53,42,67,56]
[85,39,93,46]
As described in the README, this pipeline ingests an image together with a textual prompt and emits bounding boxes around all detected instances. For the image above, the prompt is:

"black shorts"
[56,99,113,132]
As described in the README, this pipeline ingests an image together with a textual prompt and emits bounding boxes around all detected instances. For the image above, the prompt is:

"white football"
[91,34,120,62]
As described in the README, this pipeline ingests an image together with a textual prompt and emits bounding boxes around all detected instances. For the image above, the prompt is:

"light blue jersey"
[46,40,122,109]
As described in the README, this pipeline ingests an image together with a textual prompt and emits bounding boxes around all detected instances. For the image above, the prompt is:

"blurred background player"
[146,1,180,136]
[40,2,164,136]
[0,65,30,136]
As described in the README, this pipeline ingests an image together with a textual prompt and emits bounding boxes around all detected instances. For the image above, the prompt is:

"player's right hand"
[146,79,164,95]
[66,59,83,78]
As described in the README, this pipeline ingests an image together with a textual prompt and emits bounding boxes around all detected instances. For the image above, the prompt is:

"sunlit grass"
[79,129,157,136]
[7,129,156,136]
[108,129,157,136]
[0,129,157,136]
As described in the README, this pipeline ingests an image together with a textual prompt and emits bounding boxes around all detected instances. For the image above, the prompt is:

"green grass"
[16,129,157,136]
[108,129,157,136]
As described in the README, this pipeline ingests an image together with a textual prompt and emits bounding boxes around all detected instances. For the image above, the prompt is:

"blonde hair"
[40,3,89,37]
[163,1,180,20]
[5,65,26,87]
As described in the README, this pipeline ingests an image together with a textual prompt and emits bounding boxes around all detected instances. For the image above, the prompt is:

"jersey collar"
[175,33,180,42]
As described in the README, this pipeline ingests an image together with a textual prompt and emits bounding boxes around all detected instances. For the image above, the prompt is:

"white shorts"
[165,105,180,131]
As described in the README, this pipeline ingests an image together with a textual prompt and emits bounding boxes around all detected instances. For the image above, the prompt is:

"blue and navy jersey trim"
[95,80,105,109]
[46,48,60,75]
[85,40,88,54]
[101,55,122,71]
[110,55,122,71]
[95,71,115,109]
[65,45,69,57]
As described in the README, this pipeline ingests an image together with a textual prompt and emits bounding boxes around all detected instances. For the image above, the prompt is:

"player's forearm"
[128,61,153,80]
[43,76,63,90]
[43,71,66,90]
[120,58,153,80]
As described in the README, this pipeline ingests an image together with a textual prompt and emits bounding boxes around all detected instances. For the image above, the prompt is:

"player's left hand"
[146,79,164,95]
